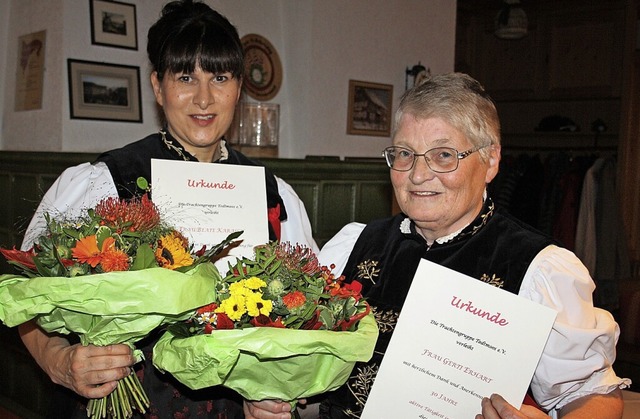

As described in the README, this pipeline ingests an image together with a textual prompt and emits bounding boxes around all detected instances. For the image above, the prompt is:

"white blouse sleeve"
[21,162,118,250]
[318,222,365,274]
[518,245,631,414]
[276,177,320,254]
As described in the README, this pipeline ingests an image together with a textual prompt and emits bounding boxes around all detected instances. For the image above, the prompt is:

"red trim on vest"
[268,204,281,241]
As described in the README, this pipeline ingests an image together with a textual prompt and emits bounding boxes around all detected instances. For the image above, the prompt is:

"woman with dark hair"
[18,1,316,417]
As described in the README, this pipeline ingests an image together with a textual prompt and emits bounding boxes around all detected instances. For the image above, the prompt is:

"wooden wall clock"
[241,34,283,101]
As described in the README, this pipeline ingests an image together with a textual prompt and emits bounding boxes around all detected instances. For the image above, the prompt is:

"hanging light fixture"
[494,0,528,40]
[405,62,430,90]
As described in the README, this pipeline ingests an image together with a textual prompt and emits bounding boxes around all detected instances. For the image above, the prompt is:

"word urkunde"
[450,296,509,326]
[187,179,236,189]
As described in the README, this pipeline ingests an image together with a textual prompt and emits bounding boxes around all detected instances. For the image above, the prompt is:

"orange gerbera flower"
[72,235,102,267]
[72,236,124,270]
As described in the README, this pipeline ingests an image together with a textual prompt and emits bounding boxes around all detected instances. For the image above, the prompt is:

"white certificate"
[362,259,557,418]
[151,159,268,261]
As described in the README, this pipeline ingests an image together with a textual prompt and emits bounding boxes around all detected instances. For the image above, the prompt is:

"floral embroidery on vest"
[480,273,504,288]
[356,260,380,284]
[373,306,399,334]
[339,305,399,418]
[344,363,379,418]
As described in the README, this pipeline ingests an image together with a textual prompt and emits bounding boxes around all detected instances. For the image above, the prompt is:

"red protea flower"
[274,243,321,275]
[94,194,160,232]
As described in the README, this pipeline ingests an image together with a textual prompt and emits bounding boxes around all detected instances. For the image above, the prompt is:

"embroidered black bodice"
[319,198,556,418]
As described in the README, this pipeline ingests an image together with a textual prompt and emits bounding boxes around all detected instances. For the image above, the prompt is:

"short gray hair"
[394,73,500,160]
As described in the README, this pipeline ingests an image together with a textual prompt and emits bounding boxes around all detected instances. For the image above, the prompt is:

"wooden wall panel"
[619,51,640,277]
[546,13,624,97]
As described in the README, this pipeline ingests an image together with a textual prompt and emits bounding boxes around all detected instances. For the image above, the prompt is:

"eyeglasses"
[382,145,488,173]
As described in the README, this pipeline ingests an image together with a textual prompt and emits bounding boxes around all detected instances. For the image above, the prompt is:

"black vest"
[93,132,287,241]
[88,134,289,418]
[320,199,555,418]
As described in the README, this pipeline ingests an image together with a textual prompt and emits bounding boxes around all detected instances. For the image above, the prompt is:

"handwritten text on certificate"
[151,159,268,260]
[361,259,557,419]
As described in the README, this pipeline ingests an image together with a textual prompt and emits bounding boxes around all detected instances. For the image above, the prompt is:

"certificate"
[151,159,268,261]
[361,260,557,418]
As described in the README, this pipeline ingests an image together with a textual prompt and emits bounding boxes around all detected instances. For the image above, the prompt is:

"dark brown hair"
[147,0,244,81]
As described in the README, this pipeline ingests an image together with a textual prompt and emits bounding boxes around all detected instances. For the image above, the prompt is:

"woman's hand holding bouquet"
[18,323,136,406]
[0,194,240,419]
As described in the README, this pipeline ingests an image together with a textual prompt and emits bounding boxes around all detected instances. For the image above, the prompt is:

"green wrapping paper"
[0,263,221,346]
[152,313,378,401]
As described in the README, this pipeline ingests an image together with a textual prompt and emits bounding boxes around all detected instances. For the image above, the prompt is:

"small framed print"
[347,80,393,137]
[15,30,46,111]
[89,0,138,50]
[68,59,142,123]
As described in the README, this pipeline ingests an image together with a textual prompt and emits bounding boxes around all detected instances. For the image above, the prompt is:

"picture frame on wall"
[89,0,138,50]
[347,80,393,137]
[68,59,142,123]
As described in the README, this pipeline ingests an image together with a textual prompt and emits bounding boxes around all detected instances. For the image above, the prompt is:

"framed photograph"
[90,0,138,50]
[68,59,142,122]
[347,80,393,137]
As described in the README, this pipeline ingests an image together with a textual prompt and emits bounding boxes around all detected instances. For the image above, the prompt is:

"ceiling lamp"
[494,0,528,40]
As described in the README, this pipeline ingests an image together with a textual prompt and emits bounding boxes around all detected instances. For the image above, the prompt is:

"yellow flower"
[229,280,249,296]
[246,292,273,317]
[244,276,266,290]
[216,294,246,321]
[155,232,193,270]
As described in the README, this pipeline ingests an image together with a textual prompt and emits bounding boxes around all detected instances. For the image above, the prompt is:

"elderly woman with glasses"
[288,73,628,419]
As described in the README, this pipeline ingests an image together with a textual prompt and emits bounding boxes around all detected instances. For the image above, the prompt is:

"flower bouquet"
[0,194,241,419]
[152,242,378,408]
